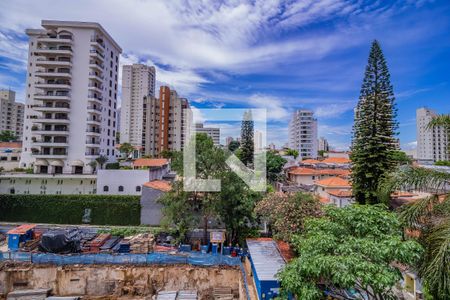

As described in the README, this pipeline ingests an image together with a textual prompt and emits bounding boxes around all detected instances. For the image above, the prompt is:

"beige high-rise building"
[195,123,220,146]
[142,86,190,156]
[288,109,318,159]
[417,107,448,162]
[0,89,24,141]
[21,20,122,174]
[120,64,156,146]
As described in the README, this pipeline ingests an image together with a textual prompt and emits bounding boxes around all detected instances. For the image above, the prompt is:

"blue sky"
[0,0,449,149]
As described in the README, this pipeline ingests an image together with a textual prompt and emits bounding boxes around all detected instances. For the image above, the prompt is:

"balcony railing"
[89,72,104,79]
[86,128,101,133]
[90,49,105,58]
[87,106,102,112]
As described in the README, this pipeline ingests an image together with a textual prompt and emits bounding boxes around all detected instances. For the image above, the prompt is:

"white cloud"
[318,124,352,136]
[314,102,355,118]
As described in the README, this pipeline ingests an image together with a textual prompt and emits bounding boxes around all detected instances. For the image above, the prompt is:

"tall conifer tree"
[351,40,398,204]
[240,110,254,167]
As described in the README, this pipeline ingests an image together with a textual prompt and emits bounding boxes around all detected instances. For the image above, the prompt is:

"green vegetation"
[95,155,108,169]
[228,140,240,152]
[435,160,450,166]
[278,205,422,300]
[0,130,17,142]
[0,194,140,225]
[240,110,254,167]
[98,226,154,236]
[284,148,299,159]
[266,151,287,182]
[382,166,450,299]
[159,133,262,244]
[255,192,322,242]
[391,150,413,165]
[119,142,134,159]
[105,162,120,169]
[351,40,398,204]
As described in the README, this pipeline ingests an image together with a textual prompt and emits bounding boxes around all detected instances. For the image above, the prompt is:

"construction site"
[0,224,293,300]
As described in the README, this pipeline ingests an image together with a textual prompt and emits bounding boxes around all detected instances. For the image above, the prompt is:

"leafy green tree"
[95,155,108,169]
[285,148,299,159]
[351,40,398,204]
[318,150,326,157]
[381,166,450,299]
[435,160,450,166]
[240,110,254,167]
[391,150,412,165]
[255,192,322,242]
[278,205,423,300]
[119,143,134,159]
[228,140,240,152]
[88,161,97,174]
[266,151,287,182]
[0,130,17,142]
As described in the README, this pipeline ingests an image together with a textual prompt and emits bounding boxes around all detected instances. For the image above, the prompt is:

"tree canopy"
[278,204,423,300]
[266,151,287,182]
[240,110,254,167]
[0,130,17,142]
[351,40,398,204]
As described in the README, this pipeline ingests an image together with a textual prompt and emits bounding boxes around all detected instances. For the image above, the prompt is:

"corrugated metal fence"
[0,251,250,300]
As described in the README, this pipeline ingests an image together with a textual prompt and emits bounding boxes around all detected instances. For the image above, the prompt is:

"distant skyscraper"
[288,109,318,159]
[195,123,220,146]
[254,130,263,153]
[0,89,24,140]
[142,86,190,156]
[416,107,448,162]
[120,64,156,146]
[318,137,329,152]
[21,20,121,174]
[225,136,234,147]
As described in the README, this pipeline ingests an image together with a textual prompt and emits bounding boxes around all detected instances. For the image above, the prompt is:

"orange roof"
[327,189,353,197]
[0,142,22,149]
[300,159,320,164]
[276,240,295,262]
[319,196,331,204]
[133,158,169,167]
[143,180,172,192]
[7,224,36,234]
[321,157,351,164]
[315,176,350,188]
[318,169,351,176]
[288,167,318,175]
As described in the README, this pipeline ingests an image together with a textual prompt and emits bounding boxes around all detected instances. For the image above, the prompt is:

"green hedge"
[0,194,141,225]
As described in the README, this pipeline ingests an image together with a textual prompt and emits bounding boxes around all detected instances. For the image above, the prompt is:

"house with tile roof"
[314,176,354,207]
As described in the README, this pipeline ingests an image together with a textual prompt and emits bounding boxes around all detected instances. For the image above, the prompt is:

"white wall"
[96,169,149,195]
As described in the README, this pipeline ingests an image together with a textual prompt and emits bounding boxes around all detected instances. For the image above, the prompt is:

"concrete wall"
[0,264,246,300]
[140,186,164,225]
[96,169,148,195]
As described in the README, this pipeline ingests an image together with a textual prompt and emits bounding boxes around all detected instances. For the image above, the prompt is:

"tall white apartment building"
[195,123,220,146]
[21,20,122,174]
[0,89,24,141]
[318,137,329,152]
[417,107,448,162]
[142,86,190,156]
[120,64,156,146]
[254,130,263,153]
[288,109,318,159]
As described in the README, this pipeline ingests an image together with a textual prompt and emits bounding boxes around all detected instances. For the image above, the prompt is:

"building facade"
[318,137,329,152]
[20,20,122,174]
[195,123,220,146]
[0,142,22,171]
[142,86,189,156]
[288,109,318,159]
[119,64,156,146]
[0,89,24,141]
[417,107,448,162]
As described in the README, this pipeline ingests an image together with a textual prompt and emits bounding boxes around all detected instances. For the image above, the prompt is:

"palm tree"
[88,160,97,174]
[427,113,450,158]
[95,155,108,169]
[381,166,450,299]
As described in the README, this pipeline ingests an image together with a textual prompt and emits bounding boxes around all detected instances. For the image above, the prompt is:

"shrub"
[105,162,120,169]
[0,194,141,225]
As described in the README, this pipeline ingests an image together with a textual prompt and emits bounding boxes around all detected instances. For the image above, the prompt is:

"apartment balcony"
[34,93,71,102]
[32,104,70,113]
[88,84,103,93]
[36,35,73,44]
[86,128,101,136]
[88,72,104,82]
[86,117,101,125]
[32,140,69,147]
[89,60,104,71]
[35,70,72,79]
[33,152,68,159]
[85,150,100,157]
[87,95,103,105]
[36,58,72,67]
[85,140,101,147]
[32,117,70,124]
[89,50,105,61]
[35,81,71,90]
[34,47,73,56]
[90,36,105,49]
[87,106,102,114]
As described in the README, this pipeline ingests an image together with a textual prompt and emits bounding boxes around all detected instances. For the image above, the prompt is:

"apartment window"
[103,185,109,192]
[110,51,113,58]
[136,186,141,192]
[118,185,124,192]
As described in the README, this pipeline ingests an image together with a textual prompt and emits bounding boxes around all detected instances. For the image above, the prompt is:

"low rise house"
[0,142,22,171]
[140,180,172,225]
[314,176,353,206]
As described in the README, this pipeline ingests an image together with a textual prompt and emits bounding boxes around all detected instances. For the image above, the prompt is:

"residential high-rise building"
[0,89,24,140]
[21,20,122,174]
[318,137,329,152]
[288,109,318,159]
[142,86,190,156]
[195,123,220,146]
[225,136,234,147]
[254,130,263,153]
[120,64,156,146]
[416,107,448,162]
